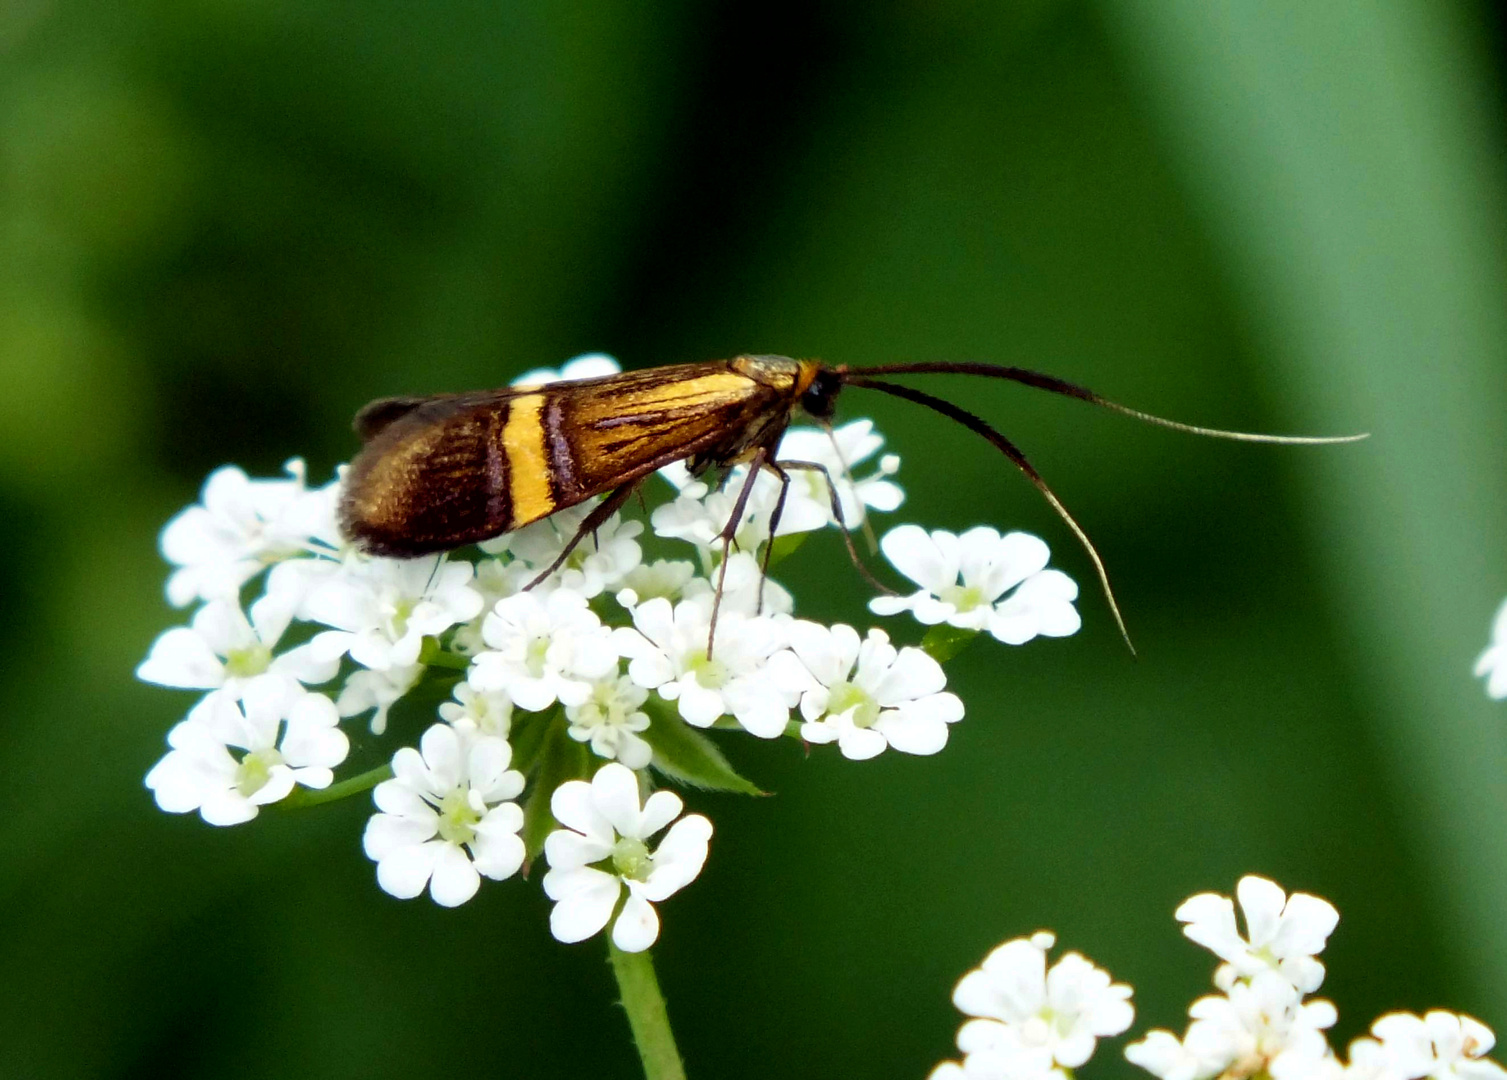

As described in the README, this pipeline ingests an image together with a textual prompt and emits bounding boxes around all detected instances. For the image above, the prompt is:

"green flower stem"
[608,941,686,1080]
[280,764,393,809]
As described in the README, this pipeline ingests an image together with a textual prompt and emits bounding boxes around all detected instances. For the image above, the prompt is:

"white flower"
[566,675,653,768]
[510,351,621,388]
[1126,1031,1208,1080]
[160,459,340,607]
[337,663,422,735]
[542,763,712,952]
[650,470,780,553]
[502,503,644,598]
[135,597,337,699]
[774,419,904,530]
[767,622,962,759]
[470,589,620,711]
[1338,1037,1400,1080]
[869,525,1080,644]
[304,555,484,672]
[1368,1012,1507,1080]
[615,597,791,737]
[439,680,514,739]
[1127,971,1337,1080]
[679,551,793,618]
[145,682,348,825]
[1475,599,1507,699]
[1176,876,1340,993]
[615,559,698,609]
[261,550,347,623]
[952,931,1134,1077]
[363,724,525,907]
[451,556,532,654]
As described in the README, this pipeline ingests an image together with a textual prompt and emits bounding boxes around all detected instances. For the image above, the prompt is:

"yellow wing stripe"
[503,393,555,525]
[606,371,754,414]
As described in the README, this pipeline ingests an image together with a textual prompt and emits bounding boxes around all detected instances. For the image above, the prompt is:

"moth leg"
[707,445,770,658]
[775,459,897,597]
[756,463,794,617]
[523,483,638,592]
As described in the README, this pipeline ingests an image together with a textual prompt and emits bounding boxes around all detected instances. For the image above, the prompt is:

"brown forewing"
[339,362,790,557]
[546,362,788,503]
[338,389,517,557]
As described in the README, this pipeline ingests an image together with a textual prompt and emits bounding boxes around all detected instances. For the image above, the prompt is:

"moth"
[338,355,1362,648]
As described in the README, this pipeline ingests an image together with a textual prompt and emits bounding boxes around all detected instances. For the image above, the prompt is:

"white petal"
[428,843,482,906]
[640,814,712,901]
[636,790,685,840]
[545,867,621,943]
[723,679,790,738]
[544,827,614,871]
[836,725,889,760]
[1269,892,1340,960]
[550,779,609,841]
[376,840,440,899]
[471,820,525,881]
[612,892,661,952]
[592,763,648,838]
[1236,875,1288,947]
[1176,893,1246,965]
[136,628,225,689]
[873,710,948,755]
[199,789,258,826]
[418,724,464,790]
[880,525,955,593]
[867,645,946,704]
[363,812,435,861]
[676,681,726,727]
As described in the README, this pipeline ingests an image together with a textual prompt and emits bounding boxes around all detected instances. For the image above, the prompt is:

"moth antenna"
[847,362,1368,445]
[845,376,1135,655]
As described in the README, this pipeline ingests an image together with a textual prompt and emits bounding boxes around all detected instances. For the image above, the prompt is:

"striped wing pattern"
[338,363,784,557]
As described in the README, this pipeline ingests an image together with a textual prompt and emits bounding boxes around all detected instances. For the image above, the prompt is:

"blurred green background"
[5,1,1507,1077]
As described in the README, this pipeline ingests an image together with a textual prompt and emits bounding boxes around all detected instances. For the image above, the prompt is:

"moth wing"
[337,363,790,557]
[339,390,520,557]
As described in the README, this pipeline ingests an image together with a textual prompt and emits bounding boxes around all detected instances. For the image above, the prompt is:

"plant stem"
[279,764,393,809]
[608,941,686,1080]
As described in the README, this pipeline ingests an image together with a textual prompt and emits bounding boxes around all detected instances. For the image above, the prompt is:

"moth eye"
[801,372,841,419]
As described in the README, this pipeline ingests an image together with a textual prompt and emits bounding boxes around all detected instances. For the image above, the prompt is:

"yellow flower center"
[436,789,481,846]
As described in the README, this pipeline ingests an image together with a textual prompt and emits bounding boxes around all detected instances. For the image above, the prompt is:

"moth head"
[799,366,843,421]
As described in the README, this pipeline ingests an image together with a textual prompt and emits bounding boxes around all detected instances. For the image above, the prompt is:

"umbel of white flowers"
[928,876,1506,1080]
[136,354,1083,950]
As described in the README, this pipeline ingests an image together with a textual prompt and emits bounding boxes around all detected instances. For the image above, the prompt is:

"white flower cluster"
[929,931,1135,1080]
[137,354,1080,950]
[1126,876,1506,1080]
[929,878,1505,1080]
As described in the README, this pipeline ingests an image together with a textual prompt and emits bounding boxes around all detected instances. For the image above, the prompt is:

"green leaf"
[508,705,557,777]
[642,699,764,795]
[763,531,807,568]
[520,712,590,870]
[919,624,978,663]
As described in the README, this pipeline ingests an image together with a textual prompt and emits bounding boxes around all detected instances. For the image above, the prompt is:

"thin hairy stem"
[608,942,686,1080]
